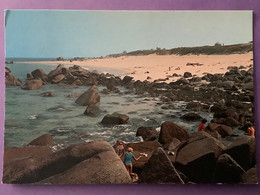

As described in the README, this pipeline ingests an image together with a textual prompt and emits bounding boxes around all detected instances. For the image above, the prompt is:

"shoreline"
[15,52,253,83]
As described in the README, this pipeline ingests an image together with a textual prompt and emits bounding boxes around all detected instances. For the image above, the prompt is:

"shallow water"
[5,62,238,148]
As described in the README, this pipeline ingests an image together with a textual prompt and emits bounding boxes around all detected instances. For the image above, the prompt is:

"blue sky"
[5,10,252,58]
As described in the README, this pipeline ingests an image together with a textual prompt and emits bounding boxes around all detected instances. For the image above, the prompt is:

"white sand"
[24,52,253,83]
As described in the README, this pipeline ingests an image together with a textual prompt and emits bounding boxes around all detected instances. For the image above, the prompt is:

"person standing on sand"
[124,147,143,181]
[198,118,207,131]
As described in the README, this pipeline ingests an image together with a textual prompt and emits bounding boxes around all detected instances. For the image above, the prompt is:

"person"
[115,140,125,161]
[124,147,142,181]
[247,122,255,138]
[198,118,207,131]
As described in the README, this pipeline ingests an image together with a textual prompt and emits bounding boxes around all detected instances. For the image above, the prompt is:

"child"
[124,147,142,181]
[198,118,207,131]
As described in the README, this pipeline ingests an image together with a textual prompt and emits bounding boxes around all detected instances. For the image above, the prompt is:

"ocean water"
[5,61,215,149]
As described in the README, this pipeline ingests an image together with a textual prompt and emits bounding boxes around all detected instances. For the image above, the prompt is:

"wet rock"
[159,121,189,144]
[28,134,54,146]
[67,93,82,98]
[224,135,256,170]
[241,167,258,184]
[175,131,226,183]
[101,112,129,125]
[136,127,158,141]
[42,91,54,97]
[180,113,203,121]
[22,79,42,90]
[139,147,184,184]
[75,85,100,106]
[212,154,245,184]
[3,141,132,184]
[183,72,192,78]
[84,104,101,117]
[48,105,65,110]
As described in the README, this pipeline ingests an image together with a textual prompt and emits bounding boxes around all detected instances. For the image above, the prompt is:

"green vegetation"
[106,42,253,58]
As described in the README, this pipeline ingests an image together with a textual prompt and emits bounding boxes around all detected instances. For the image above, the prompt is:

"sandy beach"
[22,52,253,83]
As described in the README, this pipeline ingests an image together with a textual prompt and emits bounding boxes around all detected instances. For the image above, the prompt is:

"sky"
[5,10,252,58]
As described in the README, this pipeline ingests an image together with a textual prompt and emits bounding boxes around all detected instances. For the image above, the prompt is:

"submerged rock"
[101,112,129,125]
[84,104,101,117]
[22,79,43,90]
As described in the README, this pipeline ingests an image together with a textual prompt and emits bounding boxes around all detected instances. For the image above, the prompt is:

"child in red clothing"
[198,118,207,131]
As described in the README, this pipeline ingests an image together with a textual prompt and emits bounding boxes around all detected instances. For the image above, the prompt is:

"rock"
[136,127,158,141]
[163,138,181,151]
[3,141,131,184]
[67,93,82,98]
[101,89,111,94]
[22,79,42,90]
[139,147,184,184]
[122,76,133,83]
[212,154,245,183]
[241,167,258,184]
[242,82,254,91]
[31,69,47,79]
[215,125,233,137]
[175,131,226,183]
[101,112,129,125]
[84,104,101,117]
[224,135,256,170]
[180,113,203,121]
[42,91,54,97]
[186,102,203,111]
[28,134,54,146]
[5,72,23,86]
[48,64,65,79]
[221,117,240,128]
[56,57,64,61]
[48,105,65,110]
[159,121,189,144]
[75,85,100,106]
[124,141,162,170]
[183,72,192,78]
[207,122,220,131]
[206,131,221,140]
[52,74,65,84]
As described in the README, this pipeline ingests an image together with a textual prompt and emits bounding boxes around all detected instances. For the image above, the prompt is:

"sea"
[4,58,239,149]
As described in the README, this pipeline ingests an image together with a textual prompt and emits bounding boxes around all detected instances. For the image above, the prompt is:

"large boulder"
[28,134,54,146]
[224,135,256,170]
[3,141,132,184]
[215,125,233,137]
[212,154,245,184]
[183,72,192,78]
[122,76,133,83]
[5,67,22,86]
[175,131,226,183]
[75,85,100,106]
[22,79,43,90]
[101,112,129,125]
[159,121,189,144]
[138,147,184,184]
[31,68,48,83]
[123,141,161,170]
[48,64,65,79]
[52,74,65,84]
[136,127,158,141]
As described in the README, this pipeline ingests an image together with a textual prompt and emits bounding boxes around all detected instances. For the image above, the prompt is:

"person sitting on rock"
[198,118,207,131]
[115,140,125,161]
[124,147,142,181]
[246,122,255,138]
